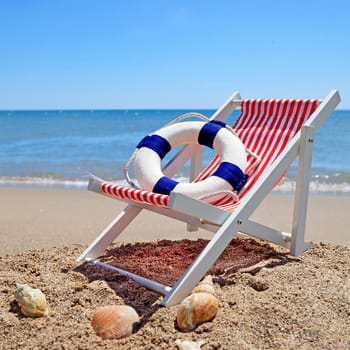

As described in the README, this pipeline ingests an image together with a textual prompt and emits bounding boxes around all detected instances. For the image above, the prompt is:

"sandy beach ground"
[1,187,349,256]
[1,187,349,349]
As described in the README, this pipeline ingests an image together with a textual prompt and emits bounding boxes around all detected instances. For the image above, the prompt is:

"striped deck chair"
[78,89,340,306]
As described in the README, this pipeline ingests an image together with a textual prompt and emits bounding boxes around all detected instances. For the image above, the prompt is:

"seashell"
[175,339,207,350]
[91,305,140,339]
[14,283,49,317]
[177,292,219,332]
[191,275,215,295]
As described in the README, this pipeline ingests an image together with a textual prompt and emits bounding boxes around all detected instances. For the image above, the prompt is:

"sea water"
[0,109,349,195]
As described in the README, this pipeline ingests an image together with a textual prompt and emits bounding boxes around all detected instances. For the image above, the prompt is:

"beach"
[1,187,349,257]
[1,187,350,349]
[2,0,350,347]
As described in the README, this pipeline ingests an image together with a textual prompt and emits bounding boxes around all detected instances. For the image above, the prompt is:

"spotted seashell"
[191,275,215,295]
[177,292,219,332]
[91,305,140,339]
[14,284,49,317]
[175,339,207,350]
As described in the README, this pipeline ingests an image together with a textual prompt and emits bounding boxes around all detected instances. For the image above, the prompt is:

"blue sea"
[0,109,349,196]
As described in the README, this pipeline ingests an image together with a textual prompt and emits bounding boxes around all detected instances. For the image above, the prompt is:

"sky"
[0,0,349,110]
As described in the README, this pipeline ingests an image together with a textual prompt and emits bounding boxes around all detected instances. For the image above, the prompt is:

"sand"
[1,187,350,349]
[1,187,349,256]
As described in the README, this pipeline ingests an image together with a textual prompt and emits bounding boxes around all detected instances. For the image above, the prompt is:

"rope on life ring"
[124,113,260,203]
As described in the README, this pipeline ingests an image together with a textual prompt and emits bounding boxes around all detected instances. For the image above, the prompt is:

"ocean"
[0,109,349,196]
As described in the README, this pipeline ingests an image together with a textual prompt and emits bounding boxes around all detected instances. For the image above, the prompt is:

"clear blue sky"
[1,0,349,109]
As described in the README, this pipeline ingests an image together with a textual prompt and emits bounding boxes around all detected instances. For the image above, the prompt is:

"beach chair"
[77,89,340,307]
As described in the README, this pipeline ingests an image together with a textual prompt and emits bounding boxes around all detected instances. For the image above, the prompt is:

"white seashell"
[177,292,219,332]
[191,283,215,295]
[199,275,214,287]
[192,275,215,295]
[15,284,49,317]
[192,283,216,295]
[91,305,140,339]
[175,339,207,350]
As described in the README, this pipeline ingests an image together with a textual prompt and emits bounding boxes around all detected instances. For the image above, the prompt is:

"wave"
[275,178,350,196]
[0,176,90,189]
[1,175,350,196]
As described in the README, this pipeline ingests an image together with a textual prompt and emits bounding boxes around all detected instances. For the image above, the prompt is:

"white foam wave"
[274,179,350,195]
[1,175,350,196]
[0,176,89,189]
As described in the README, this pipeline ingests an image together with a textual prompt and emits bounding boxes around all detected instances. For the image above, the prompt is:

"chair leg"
[161,217,241,306]
[291,125,315,255]
[77,205,142,261]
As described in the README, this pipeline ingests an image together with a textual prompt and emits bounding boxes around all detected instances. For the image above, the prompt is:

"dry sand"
[1,187,350,349]
[1,187,349,256]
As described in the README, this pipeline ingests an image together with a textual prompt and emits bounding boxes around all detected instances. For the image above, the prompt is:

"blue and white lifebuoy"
[134,120,248,200]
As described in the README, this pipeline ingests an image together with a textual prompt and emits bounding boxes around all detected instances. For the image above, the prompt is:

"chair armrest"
[167,192,230,226]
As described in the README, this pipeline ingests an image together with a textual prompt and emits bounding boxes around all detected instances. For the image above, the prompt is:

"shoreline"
[1,175,350,196]
[1,186,349,257]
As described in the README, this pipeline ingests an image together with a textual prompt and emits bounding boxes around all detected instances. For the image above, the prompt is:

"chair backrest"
[195,98,319,210]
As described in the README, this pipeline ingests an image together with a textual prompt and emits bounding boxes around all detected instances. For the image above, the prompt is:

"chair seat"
[97,180,242,211]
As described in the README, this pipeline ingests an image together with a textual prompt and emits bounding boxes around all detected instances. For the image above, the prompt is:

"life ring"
[134,120,248,200]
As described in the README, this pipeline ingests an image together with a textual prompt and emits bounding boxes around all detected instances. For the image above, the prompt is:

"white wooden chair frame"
[77,89,340,307]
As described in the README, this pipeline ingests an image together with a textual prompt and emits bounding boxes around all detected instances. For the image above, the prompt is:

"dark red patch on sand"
[77,238,281,313]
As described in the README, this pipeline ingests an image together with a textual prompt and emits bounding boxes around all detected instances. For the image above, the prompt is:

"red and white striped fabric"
[101,182,169,207]
[195,98,319,210]
[99,98,319,211]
